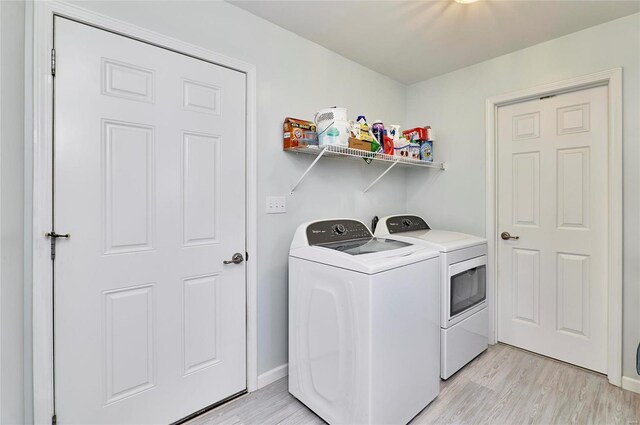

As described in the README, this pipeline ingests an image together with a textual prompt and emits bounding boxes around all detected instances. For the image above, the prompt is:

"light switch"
[266,196,286,214]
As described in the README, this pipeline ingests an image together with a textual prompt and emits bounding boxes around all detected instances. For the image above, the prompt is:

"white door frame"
[31,2,259,423]
[485,68,623,386]
[0,4,3,423]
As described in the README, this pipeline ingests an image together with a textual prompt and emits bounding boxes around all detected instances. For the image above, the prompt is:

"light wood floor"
[187,344,640,425]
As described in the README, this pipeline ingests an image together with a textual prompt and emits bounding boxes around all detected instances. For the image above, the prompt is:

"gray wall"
[405,12,640,380]
[1,1,25,424]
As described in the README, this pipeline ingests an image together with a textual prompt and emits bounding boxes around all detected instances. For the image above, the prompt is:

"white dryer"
[289,219,440,425]
[375,214,489,380]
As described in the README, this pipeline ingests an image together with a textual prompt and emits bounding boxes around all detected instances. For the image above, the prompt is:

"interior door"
[497,86,608,373]
[54,17,247,424]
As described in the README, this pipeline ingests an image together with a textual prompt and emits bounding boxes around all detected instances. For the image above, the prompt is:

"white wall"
[23,2,34,422]
[66,0,409,375]
[1,1,26,424]
[405,13,640,380]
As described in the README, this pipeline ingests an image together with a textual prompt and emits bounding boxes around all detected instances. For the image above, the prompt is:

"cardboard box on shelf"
[283,117,316,149]
[349,137,373,152]
[403,127,428,141]
[420,140,433,162]
[408,142,421,160]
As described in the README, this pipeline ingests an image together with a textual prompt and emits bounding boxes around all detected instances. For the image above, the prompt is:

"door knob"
[223,252,244,265]
[501,232,519,241]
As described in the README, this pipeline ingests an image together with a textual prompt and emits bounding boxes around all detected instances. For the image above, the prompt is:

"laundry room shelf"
[286,145,446,193]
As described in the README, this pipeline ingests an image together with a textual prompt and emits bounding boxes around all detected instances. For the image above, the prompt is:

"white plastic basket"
[314,107,349,147]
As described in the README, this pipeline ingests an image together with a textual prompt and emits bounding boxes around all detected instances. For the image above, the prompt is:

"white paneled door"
[497,86,608,373]
[54,18,247,424]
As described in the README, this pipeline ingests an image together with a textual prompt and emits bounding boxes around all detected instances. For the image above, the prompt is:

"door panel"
[511,248,539,325]
[512,152,540,227]
[557,147,590,229]
[104,285,155,404]
[556,253,590,337]
[182,132,221,246]
[497,86,607,373]
[54,17,247,424]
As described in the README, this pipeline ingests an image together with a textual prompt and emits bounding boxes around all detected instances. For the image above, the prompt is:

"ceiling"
[228,0,640,84]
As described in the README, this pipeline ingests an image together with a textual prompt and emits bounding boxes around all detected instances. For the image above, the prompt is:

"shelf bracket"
[290,147,328,193]
[363,160,399,193]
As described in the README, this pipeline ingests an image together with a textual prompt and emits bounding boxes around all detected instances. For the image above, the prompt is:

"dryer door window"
[449,256,487,318]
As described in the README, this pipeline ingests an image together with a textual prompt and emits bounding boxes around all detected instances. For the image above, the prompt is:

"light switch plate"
[266,196,286,214]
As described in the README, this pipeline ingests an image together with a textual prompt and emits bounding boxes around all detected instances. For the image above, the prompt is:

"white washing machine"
[374,214,489,380]
[289,219,440,425]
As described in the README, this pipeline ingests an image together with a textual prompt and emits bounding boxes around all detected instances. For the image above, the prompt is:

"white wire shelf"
[286,145,446,193]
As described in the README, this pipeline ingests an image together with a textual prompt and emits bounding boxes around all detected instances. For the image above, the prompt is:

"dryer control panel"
[306,220,372,246]
[385,215,430,233]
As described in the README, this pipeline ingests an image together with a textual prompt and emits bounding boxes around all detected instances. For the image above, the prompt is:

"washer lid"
[289,242,439,274]
[316,237,411,256]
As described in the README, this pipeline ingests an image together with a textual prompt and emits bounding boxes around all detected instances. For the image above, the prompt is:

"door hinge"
[51,414,57,425]
[51,48,56,77]
[46,231,70,261]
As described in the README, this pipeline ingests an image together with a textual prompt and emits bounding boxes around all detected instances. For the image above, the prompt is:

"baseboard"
[622,376,640,394]
[256,365,640,394]
[257,363,288,389]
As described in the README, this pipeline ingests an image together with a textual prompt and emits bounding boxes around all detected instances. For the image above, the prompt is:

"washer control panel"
[385,215,430,233]
[306,220,372,245]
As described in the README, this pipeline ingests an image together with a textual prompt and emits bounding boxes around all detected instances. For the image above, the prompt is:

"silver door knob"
[501,232,519,241]
[223,252,244,265]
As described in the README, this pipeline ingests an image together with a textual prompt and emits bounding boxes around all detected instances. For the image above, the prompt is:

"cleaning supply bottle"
[383,131,394,156]
[372,120,385,146]
[357,116,375,143]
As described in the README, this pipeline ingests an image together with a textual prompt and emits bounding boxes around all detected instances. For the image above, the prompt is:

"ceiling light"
[454,0,479,3]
